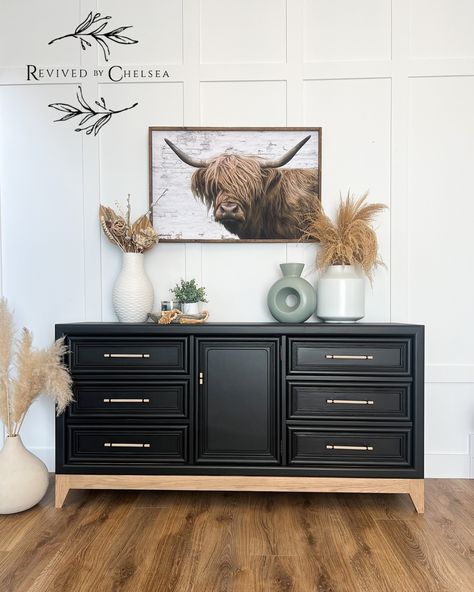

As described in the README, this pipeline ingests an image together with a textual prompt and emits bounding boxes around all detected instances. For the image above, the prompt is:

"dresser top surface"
[55,322,424,337]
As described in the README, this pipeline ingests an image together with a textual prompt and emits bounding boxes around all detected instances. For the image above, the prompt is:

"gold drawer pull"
[103,398,150,403]
[326,399,374,405]
[326,444,373,451]
[104,442,151,448]
[199,372,204,385]
[103,353,150,359]
[325,354,374,360]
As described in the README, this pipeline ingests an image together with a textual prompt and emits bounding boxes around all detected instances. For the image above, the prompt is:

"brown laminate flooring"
[0,478,472,592]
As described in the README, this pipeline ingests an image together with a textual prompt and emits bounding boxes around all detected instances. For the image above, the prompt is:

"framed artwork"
[148,127,321,242]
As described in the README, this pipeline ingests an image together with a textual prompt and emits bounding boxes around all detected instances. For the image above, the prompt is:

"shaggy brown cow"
[164,135,319,239]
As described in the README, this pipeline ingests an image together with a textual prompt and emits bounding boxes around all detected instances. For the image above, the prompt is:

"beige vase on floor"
[0,435,49,514]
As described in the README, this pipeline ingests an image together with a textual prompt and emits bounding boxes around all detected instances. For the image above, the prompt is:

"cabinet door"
[197,340,279,464]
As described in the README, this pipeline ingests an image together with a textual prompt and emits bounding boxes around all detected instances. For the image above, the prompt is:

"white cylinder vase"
[182,302,200,315]
[0,435,49,514]
[316,265,365,323]
[112,252,154,323]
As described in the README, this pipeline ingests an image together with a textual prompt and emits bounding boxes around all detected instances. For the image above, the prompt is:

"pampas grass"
[0,299,73,437]
[303,191,387,280]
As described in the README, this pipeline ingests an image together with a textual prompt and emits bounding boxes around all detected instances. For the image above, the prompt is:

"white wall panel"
[200,0,287,64]
[99,81,184,320]
[425,383,474,455]
[200,81,287,126]
[304,0,391,62]
[0,85,85,339]
[201,243,286,322]
[0,0,81,67]
[304,78,391,322]
[98,0,183,64]
[408,76,474,365]
[410,0,474,58]
[0,84,85,451]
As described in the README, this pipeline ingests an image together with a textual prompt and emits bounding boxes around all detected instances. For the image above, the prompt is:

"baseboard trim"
[55,474,424,513]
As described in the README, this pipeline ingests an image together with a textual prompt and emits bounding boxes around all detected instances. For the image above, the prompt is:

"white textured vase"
[112,253,154,322]
[316,265,365,323]
[0,435,49,514]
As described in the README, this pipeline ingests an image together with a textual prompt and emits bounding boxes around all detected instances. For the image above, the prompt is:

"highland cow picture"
[149,127,321,242]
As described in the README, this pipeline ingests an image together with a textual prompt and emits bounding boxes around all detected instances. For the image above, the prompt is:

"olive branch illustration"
[48,11,138,61]
[48,86,138,136]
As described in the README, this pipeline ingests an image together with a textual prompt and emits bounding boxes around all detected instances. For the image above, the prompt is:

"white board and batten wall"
[0,0,473,477]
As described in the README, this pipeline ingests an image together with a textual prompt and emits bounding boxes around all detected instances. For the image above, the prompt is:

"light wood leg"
[55,475,70,509]
[409,479,424,514]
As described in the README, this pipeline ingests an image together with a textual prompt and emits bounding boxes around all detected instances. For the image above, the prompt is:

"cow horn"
[164,138,211,168]
[259,135,311,168]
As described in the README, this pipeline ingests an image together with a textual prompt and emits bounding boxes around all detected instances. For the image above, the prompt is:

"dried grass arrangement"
[99,191,166,253]
[303,192,387,280]
[0,299,73,437]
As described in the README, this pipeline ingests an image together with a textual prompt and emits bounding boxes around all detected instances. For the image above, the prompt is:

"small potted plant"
[303,191,386,322]
[170,279,208,315]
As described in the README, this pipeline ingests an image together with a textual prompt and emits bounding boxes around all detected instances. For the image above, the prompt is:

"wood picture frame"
[148,126,322,243]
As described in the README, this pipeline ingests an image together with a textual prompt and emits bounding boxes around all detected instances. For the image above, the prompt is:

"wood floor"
[0,479,472,592]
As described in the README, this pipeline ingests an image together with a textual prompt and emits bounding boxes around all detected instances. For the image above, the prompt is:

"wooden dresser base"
[55,475,424,513]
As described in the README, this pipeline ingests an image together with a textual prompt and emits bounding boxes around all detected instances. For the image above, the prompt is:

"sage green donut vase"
[267,263,316,323]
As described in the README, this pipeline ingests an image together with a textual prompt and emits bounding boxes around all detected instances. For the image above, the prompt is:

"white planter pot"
[182,302,200,315]
[0,435,49,514]
[112,253,154,322]
[316,265,365,323]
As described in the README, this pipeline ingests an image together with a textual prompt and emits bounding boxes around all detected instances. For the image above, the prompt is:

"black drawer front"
[288,383,411,421]
[69,338,188,374]
[67,425,189,463]
[69,381,188,419]
[288,427,411,467]
[289,338,410,375]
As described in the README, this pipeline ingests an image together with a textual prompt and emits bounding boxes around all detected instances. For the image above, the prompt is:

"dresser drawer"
[287,427,411,467]
[69,337,188,374]
[288,338,410,376]
[288,382,411,421]
[69,381,188,419]
[67,425,189,463]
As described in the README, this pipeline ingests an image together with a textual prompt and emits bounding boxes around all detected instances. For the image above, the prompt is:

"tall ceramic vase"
[267,263,316,323]
[0,435,49,514]
[112,252,154,322]
[316,265,365,322]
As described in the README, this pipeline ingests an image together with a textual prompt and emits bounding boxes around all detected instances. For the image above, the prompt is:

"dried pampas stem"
[0,298,14,435]
[0,300,74,437]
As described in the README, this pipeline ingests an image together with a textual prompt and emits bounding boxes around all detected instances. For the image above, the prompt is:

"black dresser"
[55,323,424,512]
